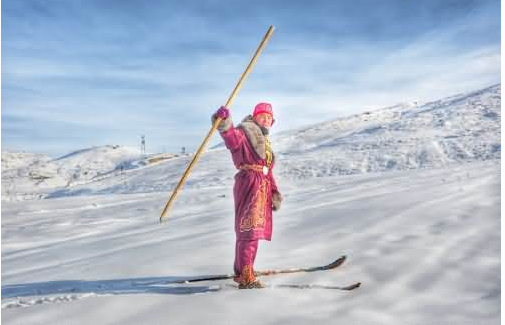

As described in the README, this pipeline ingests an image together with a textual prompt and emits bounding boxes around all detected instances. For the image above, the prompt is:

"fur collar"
[237,115,275,164]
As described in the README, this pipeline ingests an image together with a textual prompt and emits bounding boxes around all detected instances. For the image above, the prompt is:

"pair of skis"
[172,255,360,291]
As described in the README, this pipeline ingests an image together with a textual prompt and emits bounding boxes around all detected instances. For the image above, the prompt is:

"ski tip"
[328,255,347,268]
[343,282,361,290]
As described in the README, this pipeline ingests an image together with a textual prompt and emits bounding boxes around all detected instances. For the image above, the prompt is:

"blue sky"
[2,0,501,157]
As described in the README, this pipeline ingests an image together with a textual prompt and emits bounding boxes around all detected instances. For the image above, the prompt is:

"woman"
[212,102,283,289]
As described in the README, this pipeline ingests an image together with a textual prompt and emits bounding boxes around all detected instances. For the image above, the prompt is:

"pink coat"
[219,115,279,241]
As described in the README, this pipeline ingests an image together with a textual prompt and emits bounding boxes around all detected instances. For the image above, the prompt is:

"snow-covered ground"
[1,160,500,324]
[1,84,501,324]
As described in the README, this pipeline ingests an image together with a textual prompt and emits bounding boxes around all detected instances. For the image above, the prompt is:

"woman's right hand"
[211,106,232,132]
[214,106,230,119]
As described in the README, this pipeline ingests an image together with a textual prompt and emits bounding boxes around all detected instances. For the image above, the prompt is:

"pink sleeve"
[220,126,245,152]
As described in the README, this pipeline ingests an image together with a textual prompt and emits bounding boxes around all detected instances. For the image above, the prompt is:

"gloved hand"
[211,106,232,132]
[215,106,230,119]
[272,191,283,211]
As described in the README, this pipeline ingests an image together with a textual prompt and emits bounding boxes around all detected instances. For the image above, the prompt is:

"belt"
[239,164,270,176]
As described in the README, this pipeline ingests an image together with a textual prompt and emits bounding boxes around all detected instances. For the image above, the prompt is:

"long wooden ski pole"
[160,25,275,223]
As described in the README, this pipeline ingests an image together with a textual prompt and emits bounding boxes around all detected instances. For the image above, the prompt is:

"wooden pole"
[160,25,275,223]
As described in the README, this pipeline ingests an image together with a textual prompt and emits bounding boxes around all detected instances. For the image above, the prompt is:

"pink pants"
[234,239,259,276]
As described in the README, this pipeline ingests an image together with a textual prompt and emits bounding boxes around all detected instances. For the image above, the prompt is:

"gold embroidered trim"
[265,136,273,167]
[238,264,256,285]
[240,178,269,232]
[239,164,265,172]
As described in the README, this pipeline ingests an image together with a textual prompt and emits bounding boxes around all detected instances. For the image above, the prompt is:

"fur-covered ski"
[226,281,361,290]
[273,282,361,290]
[168,255,347,284]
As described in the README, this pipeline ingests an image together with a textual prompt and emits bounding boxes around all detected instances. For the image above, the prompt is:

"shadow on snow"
[2,276,225,298]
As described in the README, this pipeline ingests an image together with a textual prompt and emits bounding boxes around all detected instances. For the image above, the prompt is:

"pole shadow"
[2,276,225,299]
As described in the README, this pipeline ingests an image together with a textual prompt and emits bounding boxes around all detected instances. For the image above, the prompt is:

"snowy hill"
[2,84,499,200]
[1,151,53,172]
[273,83,500,178]
[1,145,146,201]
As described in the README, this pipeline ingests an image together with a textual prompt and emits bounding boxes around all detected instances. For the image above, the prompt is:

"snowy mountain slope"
[16,83,500,199]
[1,159,500,324]
[2,151,68,201]
[52,145,144,182]
[1,145,147,200]
[1,151,53,172]
[1,84,500,201]
[272,83,500,178]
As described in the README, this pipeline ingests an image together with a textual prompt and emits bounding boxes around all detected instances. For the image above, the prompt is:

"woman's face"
[254,113,274,128]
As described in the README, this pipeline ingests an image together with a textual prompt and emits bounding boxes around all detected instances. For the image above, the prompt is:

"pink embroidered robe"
[219,120,279,241]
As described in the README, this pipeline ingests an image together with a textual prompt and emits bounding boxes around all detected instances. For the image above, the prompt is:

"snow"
[1,84,501,324]
[2,145,147,201]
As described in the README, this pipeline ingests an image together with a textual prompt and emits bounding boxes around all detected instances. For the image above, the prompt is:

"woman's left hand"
[272,191,283,211]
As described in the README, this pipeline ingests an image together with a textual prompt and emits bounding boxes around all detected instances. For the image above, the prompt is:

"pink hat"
[253,102,273,118]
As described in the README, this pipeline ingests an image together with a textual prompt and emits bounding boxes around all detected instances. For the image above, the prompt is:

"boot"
[238,279,265,289]
[235,265,264,289]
